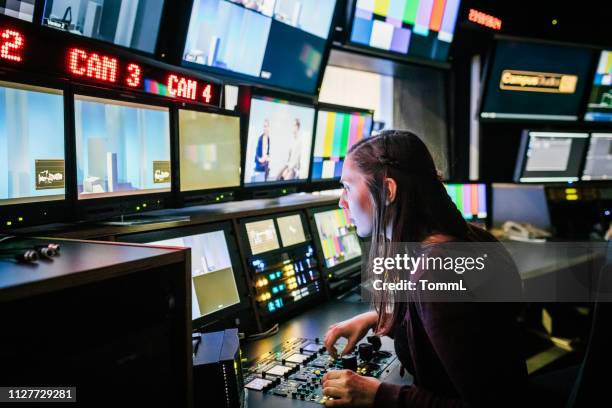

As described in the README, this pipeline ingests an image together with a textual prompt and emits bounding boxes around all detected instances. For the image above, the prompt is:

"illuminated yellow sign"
[499,70,578,94]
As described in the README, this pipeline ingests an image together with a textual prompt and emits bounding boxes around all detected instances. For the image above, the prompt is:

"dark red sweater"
[374,236,528,407]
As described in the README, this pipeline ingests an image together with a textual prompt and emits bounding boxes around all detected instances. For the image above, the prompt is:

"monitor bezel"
[116,220,251,331]
[173,103,243,207]
[174,0,341,97]
[70,84,175,221]
[310,102,375,185]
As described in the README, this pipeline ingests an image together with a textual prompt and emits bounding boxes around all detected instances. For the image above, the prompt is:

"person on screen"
[321,131,527,407]
[277,118,302,180]
[252,119,271,182]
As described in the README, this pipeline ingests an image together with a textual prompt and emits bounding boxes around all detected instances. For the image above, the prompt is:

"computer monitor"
[585,50,612,122]
[178,109,241,193]
[74,95,171,200]
[514,131,589,183]
[182,0,337,95]
[480,39,594,121]
[276,213,307,247]
[492,183,551,231]
[0,81,65,207]
[1,0,36,22]
[348,0,462,63]
[582,133,612,181]
[245,218,280,255]
[444,183,487,223]
[42,0,164,53]
[244,96,315,186]
[312,207,362,269]
[117,222,248,328]
[311,106,373,181]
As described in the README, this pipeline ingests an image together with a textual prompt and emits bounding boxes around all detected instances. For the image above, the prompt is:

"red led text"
[68,48,118,83]
[0,29,24,62]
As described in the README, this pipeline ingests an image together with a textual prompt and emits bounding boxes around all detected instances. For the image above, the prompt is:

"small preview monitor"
[444,183,487,222]
[492,183,551,231]
[514,131,589,183]
[0,81,65,206]
[1,0,36,21]
[149,230,241,321]
[585,50,612,122]
[178,109,241,192]
[313,208,361,269]
[312,107,373,180]
[42,0,164,53]
[582,133,612,181]
[244,96,315,186]
[183,0,336,95]
[245,218,280,255]
[480,39,594,121]
[74,95,171,200]
[349,0,462,63]
[277,214,306,247]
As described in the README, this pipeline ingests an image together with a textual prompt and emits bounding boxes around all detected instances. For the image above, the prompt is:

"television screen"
[313,208,361,269]
[585,50,612,122]
[182,0,337,94]
[349,0,461,63]
[444,183,487,222]
[492,183,551,230]
[582,133,612,181]
[312,108,373,180]
[149,230,241,320]
[244,96,314,185]
[1,0,36,21]
[514,131,589,183]
[277,214,306,247]
[481,40,594,121]
[245,218,280,255]
[74,95,171,199]
[178,109,241,192]
[42,0,164,53]
[1,81,65,206]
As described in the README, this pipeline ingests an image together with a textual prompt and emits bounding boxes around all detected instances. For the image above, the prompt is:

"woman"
[322,131,527,407]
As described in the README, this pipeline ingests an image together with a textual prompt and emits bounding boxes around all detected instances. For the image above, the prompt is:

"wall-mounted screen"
[74,95,171,199]
[178,109,241,192]
[585,50,612,122]
[244,96,314,185]
[312,108,373,181]
[182,0,337,94]
[42,0,164,53]
[313,208,361,269]
[582,133,612,181]
[1,0,36,21]
[349,0,461,63]
[0,81,65,206]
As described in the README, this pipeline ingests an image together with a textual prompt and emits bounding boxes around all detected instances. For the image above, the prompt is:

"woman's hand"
[324,311,378,358]
[322,369,381,407]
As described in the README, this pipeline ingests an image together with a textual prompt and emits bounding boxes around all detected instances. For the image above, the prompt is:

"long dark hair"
[347,130,471,334]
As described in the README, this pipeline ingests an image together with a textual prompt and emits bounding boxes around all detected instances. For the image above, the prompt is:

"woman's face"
[339,155,374,237]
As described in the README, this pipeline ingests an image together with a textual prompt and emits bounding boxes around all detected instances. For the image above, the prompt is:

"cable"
[246,323,280,341]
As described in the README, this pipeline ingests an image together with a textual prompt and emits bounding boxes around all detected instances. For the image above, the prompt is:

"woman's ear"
[384,177,397,205]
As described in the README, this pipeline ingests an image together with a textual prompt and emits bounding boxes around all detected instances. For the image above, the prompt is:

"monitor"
[148,230,241,321]
[182,0,337,94]
[1,0,36,21]
[492,183,551,231]
[585,50,612,122]
[74,95,171,200]
[313,208,361,269]
[444,183,487,222]
[276,214,306,247]
[349,0,461,63]
[312,107,373,180]
[245,218,280,255]
[244,96,315,186]
[41,0,164,54]
[0,81,65,206]
[514,131,589,183]
[582,133,612,181]
[480,39,594,121]
[178,109,241,192]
